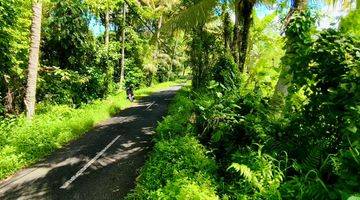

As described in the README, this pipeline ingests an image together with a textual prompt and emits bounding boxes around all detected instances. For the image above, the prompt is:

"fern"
[228,163,264,192]
[296,147,323,173]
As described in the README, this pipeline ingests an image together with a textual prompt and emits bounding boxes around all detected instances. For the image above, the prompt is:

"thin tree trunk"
[154,14,163,58]
[3,75,15,115]
[105,9,110,47]
[156,15,163,43]
[25,0,42,119]
[120,3,126,84]
[104,7,112,93]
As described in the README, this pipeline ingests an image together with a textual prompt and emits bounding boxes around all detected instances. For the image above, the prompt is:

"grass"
[0,80,183,180]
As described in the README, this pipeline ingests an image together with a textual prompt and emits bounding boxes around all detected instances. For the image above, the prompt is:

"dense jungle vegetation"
[0,0,359,199]
[126,0,360,199]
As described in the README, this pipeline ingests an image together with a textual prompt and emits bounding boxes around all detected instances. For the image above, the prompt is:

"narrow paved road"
[0,86,181,200]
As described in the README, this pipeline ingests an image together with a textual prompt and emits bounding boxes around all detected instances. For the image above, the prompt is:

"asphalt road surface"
[0,86,181,200]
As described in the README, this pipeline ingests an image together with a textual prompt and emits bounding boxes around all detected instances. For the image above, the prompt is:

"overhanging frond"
[161,0,218,34]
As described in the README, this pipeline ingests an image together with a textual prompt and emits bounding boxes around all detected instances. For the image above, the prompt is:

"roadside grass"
[127,88,219,199]
[0,81,183,180]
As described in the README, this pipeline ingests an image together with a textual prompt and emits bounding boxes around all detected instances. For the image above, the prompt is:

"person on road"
[125,82,134,102]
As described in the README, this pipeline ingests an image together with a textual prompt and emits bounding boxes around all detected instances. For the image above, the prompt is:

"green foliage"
[340,9,360,37]
[42,0,95,71]
[247,12,284,97]
[190,28,220,89]
[275,29,360,200]
[39,0,113,105]
[0,0,31,114]
[172,10,360,200]
[0,0,186,116]
[212,52,240,88]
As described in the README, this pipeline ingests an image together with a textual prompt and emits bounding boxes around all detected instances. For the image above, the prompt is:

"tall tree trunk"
[271,0,308,108]
[104,7,112,93]
[223,12,231,50]
[24,0,42,119]
[120,3,126,84]
[238,0,255,72]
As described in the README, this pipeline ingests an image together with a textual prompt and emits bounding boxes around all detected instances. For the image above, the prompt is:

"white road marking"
[60,135,121,189]
[145,101,156,110]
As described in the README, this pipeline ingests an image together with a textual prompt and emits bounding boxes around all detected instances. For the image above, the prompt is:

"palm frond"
[161,0,218,34]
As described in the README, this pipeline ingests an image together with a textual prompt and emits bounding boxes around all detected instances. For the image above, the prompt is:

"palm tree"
[24,0,43,119]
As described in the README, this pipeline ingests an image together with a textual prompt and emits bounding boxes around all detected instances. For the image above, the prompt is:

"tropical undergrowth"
[192,11,360,200]
[129,10,359,200]
[0,81,181,180]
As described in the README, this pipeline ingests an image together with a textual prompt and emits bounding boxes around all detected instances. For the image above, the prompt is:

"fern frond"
[228,163,264,192]
[295,147,323,173]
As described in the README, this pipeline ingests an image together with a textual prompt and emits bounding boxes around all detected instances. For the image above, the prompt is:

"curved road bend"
[0,86,181,200]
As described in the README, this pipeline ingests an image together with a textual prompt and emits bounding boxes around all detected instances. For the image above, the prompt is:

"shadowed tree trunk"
[24,0,43,119]
[120,3,126,84]
[232,0,255,72]
[238,0,256,72]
